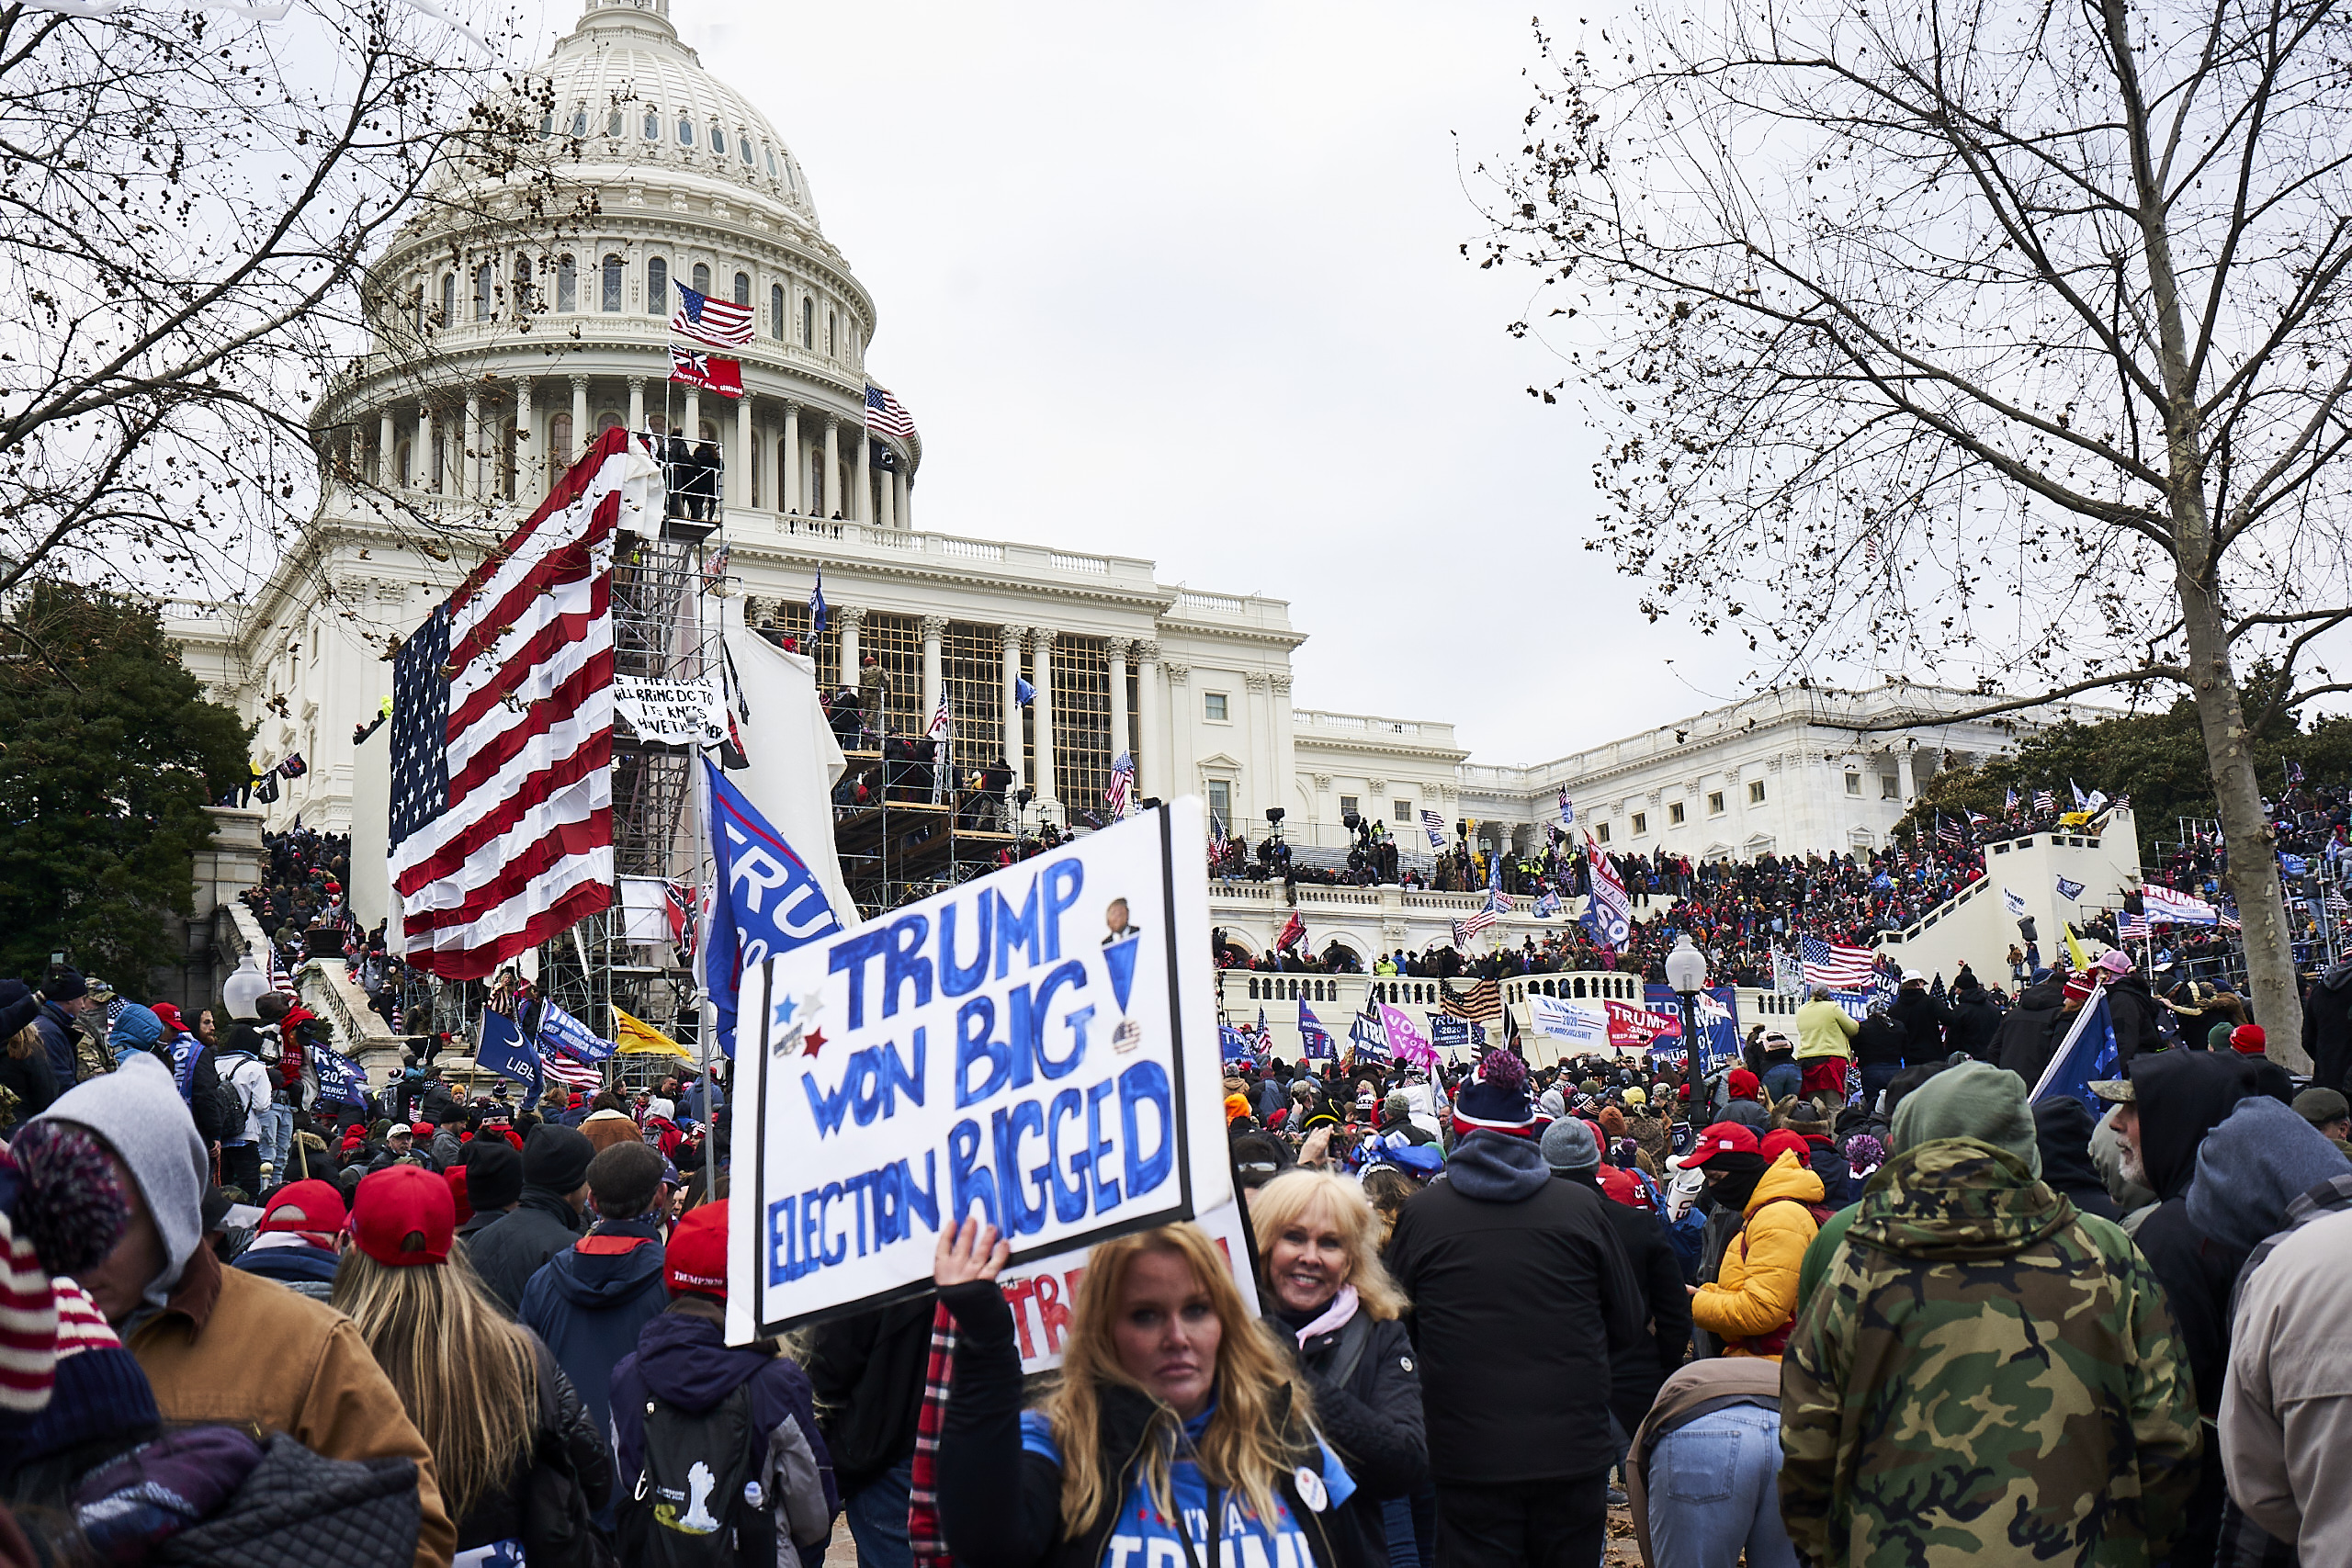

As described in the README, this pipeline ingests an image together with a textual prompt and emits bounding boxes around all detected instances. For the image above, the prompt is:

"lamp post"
[1666,933,1709,1121]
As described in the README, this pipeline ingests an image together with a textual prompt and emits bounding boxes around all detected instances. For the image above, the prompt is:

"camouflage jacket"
[1779,1137,2201,1567]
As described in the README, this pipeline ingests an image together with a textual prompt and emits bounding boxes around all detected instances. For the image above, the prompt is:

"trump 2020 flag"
[2030,988,2119,1111]
[311,1043,369,1108]
[704,758,844,1058]
[537,998,615,1064]
[475,1009,545,1110]
[1297,1000,1335,1060]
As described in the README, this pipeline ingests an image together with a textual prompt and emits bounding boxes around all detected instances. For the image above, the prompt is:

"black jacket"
[467,1188,586,1314]
[2102,975,2165,1066]
[1886,989,1953,1065]
[935,1281,1365,1568]
[1993,976,2068,1082]
[0,1047,60,1122]
[1852,1013,1908,1069]
[1270,1306,1424,1566]
[1555,1170,1690,1436]
[1945,989,2003,1062]
[1383,1132,1645,1484]
[802,1296,935,1498]
[2030,1096,2120,1224]
[2304,963,2352,1093]
[457,1335,613,1553]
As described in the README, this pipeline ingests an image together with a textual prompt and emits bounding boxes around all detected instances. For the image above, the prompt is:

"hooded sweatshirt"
[1780,1139,2200,1568]
[29,1055,208,1305]
[2184,1098,2350,1259]
[609,1301,837,1561]
[2301,960,2352,1094]
[516,1214,670,1450]
[2033,1094,2120,1223]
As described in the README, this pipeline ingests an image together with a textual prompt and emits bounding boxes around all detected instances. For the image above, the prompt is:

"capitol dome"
[326,0,913,534]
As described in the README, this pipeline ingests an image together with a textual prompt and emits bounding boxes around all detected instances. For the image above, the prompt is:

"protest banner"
[1644,984,1742,1074]
[613,675,729,747]
[995,1199,1257,1375]
[726,799,1228,1341]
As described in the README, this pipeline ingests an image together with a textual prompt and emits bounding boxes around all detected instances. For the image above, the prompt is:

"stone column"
[877,457,897,529]
[463,390,482,500]
[569,377,589,462]
[514,380,535,501]
[1135,639,1162,796]
[683,389,701,447]
[377,410,395,487]
[627,378,646,440]
[854,426,871,525]
[840,605,865,689]
[1272,671,1297,835]
[1107,639,1132,767]
[1030,628,1057,808]
[1000,624,1025,791]
[1895,744,1917,804]
[415,404,433,491]
[823,418,841,518]
[732,393,753,509]
[920,615,946,734]
[1244,671,1274,826]
[899,471,912,531]
[1163,660,1193,804]
[782,401,801,513]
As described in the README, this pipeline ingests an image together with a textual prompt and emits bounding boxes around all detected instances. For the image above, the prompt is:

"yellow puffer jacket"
[1691,1149,1826,1358]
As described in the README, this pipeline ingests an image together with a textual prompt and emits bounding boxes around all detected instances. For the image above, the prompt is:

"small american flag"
[1420,808,1446,849]
[1453,909,1498,944]
[865,382,918,441]
[2220,904,2243,931]
[2033,788,2056,814]
[1105,750,1135,818]
[1937,815,1963,845]
[1802,935,1876,989]
[540,1051,603,1091]
[2119,909,2151,939]
[671,282,752,347]
[2110,793,2132,808]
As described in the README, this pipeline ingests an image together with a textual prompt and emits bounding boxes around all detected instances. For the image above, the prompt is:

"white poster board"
[997,1198,1258,1375]
[727,800,1230,1341]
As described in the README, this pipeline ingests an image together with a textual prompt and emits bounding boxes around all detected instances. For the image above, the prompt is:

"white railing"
[1174,591,1243,615]
[1050,551,1109,575]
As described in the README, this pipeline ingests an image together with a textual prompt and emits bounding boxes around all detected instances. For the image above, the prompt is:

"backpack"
[618,1382,775,1568]
[189,1049,245,1148]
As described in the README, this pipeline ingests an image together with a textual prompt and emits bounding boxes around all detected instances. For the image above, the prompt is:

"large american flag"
[1452,909,1498,945]
[1801,935,1877,989]
[389,427,655,979]
[670,282,752,348]
[865,382,917,441]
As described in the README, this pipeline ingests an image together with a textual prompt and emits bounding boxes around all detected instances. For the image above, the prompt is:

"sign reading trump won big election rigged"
[726,799,1231,1341]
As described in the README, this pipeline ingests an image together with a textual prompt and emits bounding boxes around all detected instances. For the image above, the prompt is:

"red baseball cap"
[409,1122,435,1139]
[258,1179,346,1237]
[1680,1122,1761,1168]
[1759,1129,1812,1167]
[664,1201,729,1298]
[351,1166,455,1267]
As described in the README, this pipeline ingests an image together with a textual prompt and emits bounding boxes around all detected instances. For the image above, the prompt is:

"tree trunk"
[2175,569,2308,1067]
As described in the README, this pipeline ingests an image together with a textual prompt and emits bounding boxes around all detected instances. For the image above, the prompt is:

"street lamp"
[1666,933,1709,1119]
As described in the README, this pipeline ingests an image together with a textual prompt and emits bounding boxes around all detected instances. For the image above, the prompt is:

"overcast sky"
[514,0,1771,767]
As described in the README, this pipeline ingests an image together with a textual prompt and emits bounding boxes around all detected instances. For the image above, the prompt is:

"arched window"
[439,273,456,328]
[691,262,710,295]
[739,130,753,164]
[606,107,623,137]
[800,295,813,347]
[647,256,668,313]
[770,283,784,340]
[732,271,750,308]
[642,107,660,139]
[549,411,572,462]
[676,115,694,146]
[711,125,726,155]
[595,411,622,434]
[601,254,623,311]
[538,110,553,140]
[555,255,576,312]
[511,254,532,316]
[808,455,824,515]
[473,261,493,321]
[570,107,588,137]
[764,147,778,177]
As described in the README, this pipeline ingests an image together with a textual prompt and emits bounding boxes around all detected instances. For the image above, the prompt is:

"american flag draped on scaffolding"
[388,427,660,979]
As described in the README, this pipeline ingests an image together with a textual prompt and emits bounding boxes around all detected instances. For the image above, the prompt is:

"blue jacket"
[34,1003,77,1089]
[231,1237,341,1301]
[517,1216,669,1450]
[611,1302,838,1566]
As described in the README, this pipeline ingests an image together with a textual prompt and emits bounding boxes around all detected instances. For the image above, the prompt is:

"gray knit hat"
[1540,1116,1601,1176]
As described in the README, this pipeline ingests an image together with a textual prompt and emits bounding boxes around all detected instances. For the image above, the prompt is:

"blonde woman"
[333,1166,611,1567]
[933,1216,1370,1567]
[1250,1168,1429,1568]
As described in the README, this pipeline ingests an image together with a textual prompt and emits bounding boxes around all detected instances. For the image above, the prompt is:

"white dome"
[526,0,820,231]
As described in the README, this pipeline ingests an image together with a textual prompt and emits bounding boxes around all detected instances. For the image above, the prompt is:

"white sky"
[525,0,1767,767]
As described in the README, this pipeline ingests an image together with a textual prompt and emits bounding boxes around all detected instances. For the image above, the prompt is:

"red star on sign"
[801,1030,826,1059]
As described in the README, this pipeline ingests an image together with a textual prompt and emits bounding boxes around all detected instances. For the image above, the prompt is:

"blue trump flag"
[537,998,615,1064]
[311,1043,369,1109]
[1221,1024,1258,1066]
[475,1009,544,1111]
[2031,988,2120,1111]
[1297,999,1335,1060]
[705,758,844,1057]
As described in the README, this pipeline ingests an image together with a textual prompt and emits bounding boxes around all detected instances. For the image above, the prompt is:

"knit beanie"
[1540,1116,1601,1175]
[0,1279,159,1473]
[1453,1048,1535,1136]
[2187,1098,2351,1255]
[521,1124,594,1193]
[463,1138,525,1211]
[1889,1060,2043,1178]
[29,1055,209,1311]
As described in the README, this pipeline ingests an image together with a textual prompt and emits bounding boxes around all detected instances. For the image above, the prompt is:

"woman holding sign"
[1250,1168,1430,1568]
[933,1217,1373,1567]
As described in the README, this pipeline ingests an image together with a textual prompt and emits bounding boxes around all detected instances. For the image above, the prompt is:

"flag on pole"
[612,1006,695,1060]
[2030,988,2120,1111]
[311,1043,369,1107]
[1937,815,1962,846]
[701,758,844,1057]
[2056,875,2086,901]
[864,382,918,441]
[1375,1001,1438,1069]
[667,345,744,398]
[808,570,827,637]
[2070,780,2090,811]
[1801,936,1876,989]
[1254,1008,1273,1058]
[1557,788,1575,828]
[1582,835,1633,945]
[670,281,752,347]
[1419,808,1446,850]
[537,999,615,1063]
[1297,1000,1334,1060]
[2033,788,2055,813]
[1532,887,1563,919]
[539,1051,604,1091]
[1275,910,1306,952]
[2064,923,2090,972]
[474,1009,546,1110]
[1442,978,1503,1024]
[2005,787,2019,812]
[2003,886,2028,918]
[1105,750,1135,818]
[389,427,650,979]
[1349,1009,1390,1066]
[1014,676,1035,707]
[1221,1024,1258,1066]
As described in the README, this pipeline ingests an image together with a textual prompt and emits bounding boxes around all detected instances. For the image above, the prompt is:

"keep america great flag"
[389,426,660,978]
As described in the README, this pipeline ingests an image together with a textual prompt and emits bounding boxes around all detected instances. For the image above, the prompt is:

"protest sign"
[1644,984,1742,1074]
[726,800,1227,1340]
[1607,998,1680,1049]
[996,1199,1257,1375]
[614,676,728,747]
[1527,994,1611,1050]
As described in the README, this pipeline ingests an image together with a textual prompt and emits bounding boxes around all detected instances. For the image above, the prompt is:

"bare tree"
[0,0,578,615]
[1478,0,2352,1062]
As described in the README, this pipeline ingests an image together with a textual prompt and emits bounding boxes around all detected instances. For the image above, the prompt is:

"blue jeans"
[261,1101,293,1179]
[1859,1061,1903,1106]
[843,1458,912,1568]
[1646,1404,1797,1568]
[1761,1062,1803,1102]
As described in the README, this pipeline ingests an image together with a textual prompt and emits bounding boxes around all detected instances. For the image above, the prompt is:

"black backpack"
[189,1048,245,1149]
[617,1382,775,1568]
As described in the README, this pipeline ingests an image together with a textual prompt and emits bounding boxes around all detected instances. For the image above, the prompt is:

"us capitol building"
[170,0,2095,964]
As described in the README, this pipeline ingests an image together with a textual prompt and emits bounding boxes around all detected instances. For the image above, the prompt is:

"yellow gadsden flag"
[612,1006,694,1060]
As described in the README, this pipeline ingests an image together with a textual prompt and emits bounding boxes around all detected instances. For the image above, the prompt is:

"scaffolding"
[828,740,1019,918]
